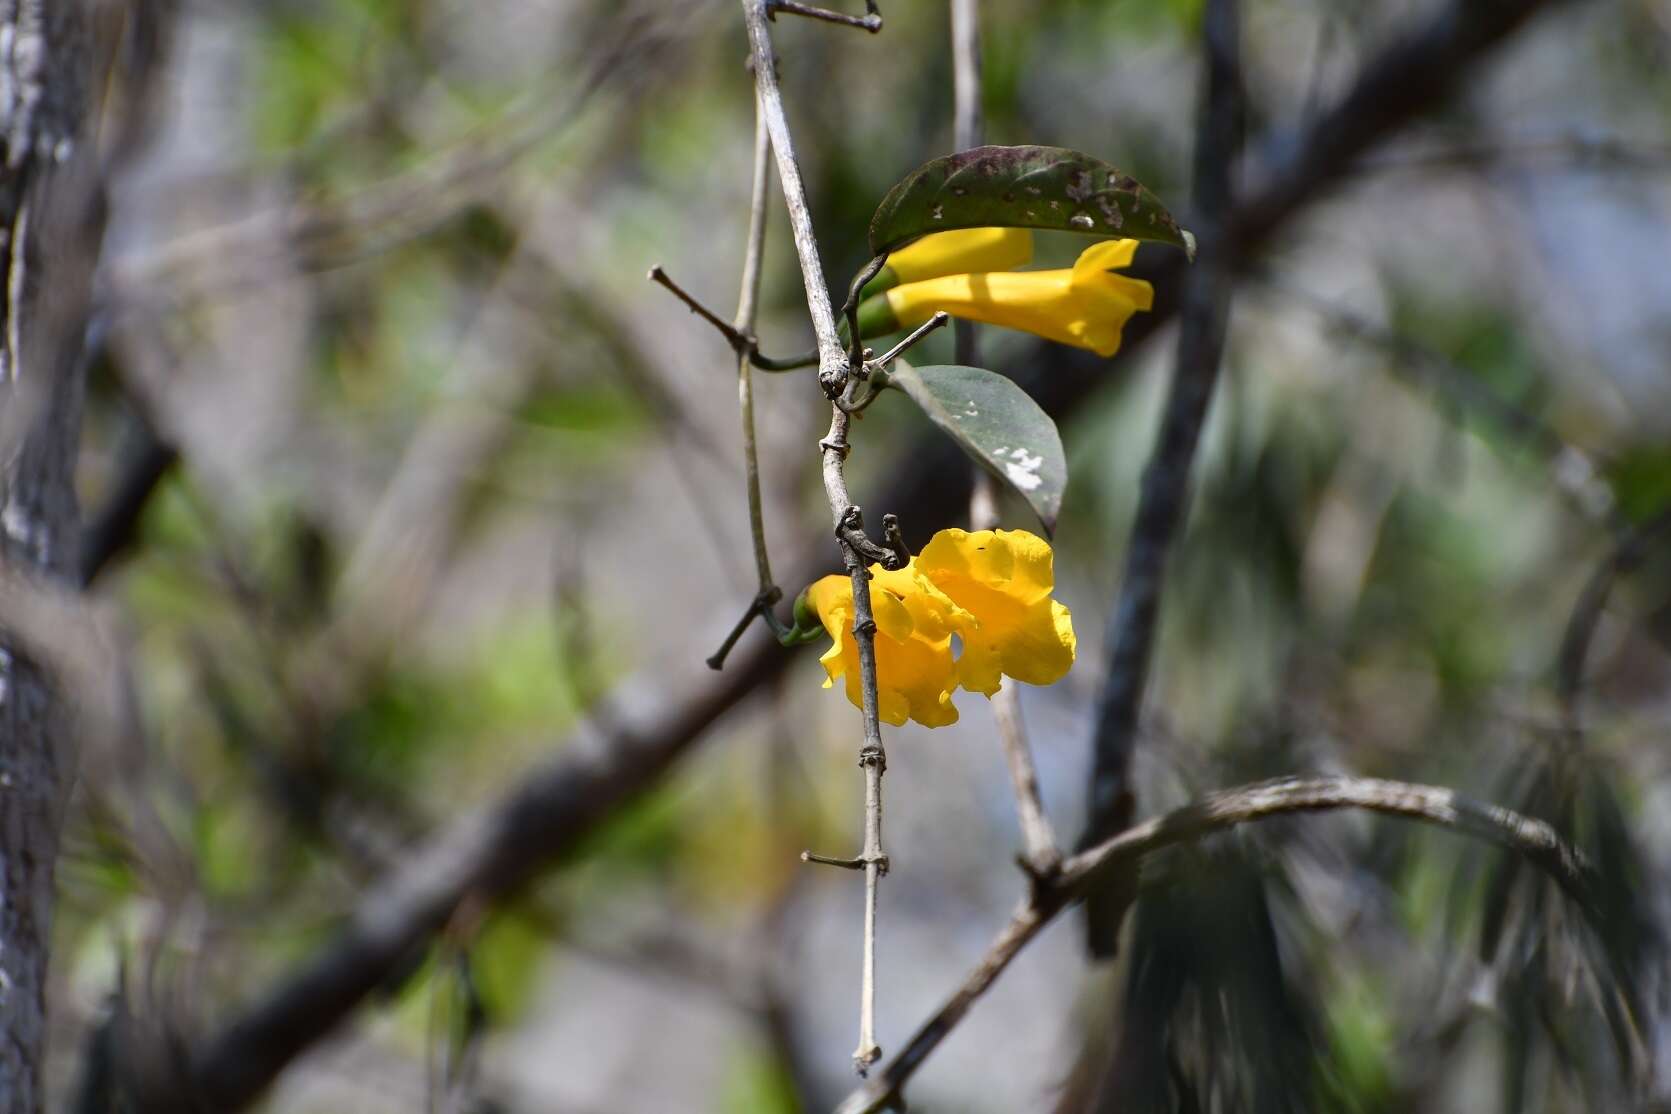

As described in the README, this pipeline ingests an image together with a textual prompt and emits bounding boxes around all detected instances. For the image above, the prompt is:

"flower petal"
[916,528,1076,695]
[885,228,1033,287]
[1073,238,1139,275]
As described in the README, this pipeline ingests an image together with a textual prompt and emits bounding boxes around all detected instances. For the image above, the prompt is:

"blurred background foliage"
[52,0,1671,1110]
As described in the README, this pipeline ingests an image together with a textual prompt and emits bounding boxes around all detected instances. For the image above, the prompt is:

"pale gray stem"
[742,2,849,381]
[952,0,1061,877]
[951,0,983,155]
[735,91,776,593]
[741,0,891,1073]
[834,775,1599,1114]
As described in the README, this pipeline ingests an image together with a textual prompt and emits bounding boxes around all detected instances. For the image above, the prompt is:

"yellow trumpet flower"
[915,528,1076,697]
[867,227,1034,295]
[859,239,1153,358]
[806,563,971,728]
[804,528,1075,729]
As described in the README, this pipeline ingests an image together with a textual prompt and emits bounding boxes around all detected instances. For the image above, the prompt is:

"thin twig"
[751,346,820,372]
[736,93,777,595]
[741,0,892,1073]
[842,254,890,375]
[951,0,1062,879]
[769,0,883,33]
[868,311,949,371]
[648,264,755,354]
[707,587,786,671]
[1078,0,1242,958]
[707,89,787,671]
[834,774,1599,1114]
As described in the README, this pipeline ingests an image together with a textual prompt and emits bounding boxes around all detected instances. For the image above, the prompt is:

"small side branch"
[842,255,890,375]
[834,774,1598,1114]
[705,89,788,672]
[648,264,754,354]
[768,0,882,33]
[867,311,949,372]
[706,587,785,671]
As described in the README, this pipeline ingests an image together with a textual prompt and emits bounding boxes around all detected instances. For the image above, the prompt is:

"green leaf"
[885,363,1067,534]
[869,145,1194,259]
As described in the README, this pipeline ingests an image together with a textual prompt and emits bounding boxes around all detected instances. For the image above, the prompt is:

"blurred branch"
[833,774,1600,1114]
[1268,277,1623,529]
[1354,135,1671,177]
[107,19,659,309]
[78,407,177,587]
[1555,507,1671,731]
[331,235,551,651]
[1224,0,1583,257]
[1079,0,1242,958]
[149,630,786,1114]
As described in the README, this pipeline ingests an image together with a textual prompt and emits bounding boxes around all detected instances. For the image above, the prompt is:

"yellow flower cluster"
[857,229,1154,358]
[804,528,1075,728]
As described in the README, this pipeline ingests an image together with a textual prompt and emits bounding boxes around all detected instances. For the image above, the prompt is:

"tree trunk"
[0,2,101,1111]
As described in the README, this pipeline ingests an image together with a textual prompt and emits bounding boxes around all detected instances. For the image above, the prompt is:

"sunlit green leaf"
[884,362,1067,534]
[869,145,1194,258]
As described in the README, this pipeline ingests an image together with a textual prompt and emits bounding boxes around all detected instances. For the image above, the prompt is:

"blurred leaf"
[1606,445,1671,524]
[471,909,550,1024]
[1318,971,1397,1114]
[720,1043,803,1114]
[884,362,1067,534]
[1112,842,1323,1114]
[868,145,1194,258]
[1451,746,1657,1111]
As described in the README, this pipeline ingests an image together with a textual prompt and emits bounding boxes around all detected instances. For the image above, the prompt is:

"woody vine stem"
[742,0,894,1073]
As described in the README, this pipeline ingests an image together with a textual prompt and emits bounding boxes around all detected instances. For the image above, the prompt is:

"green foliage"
[884,362,1068,534]
[470,909,553,1024]
[868,145,1195,257]
[719,1043,803,1114]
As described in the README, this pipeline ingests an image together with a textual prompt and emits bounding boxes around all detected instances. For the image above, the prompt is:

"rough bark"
[0,2,101,1111]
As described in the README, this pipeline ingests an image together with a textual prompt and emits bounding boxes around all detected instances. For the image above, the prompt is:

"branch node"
[1015,849,1064,901]
[837,506,909,570]
[705,585,788,670]
[881,513,910,566]
[821,364,850,400]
